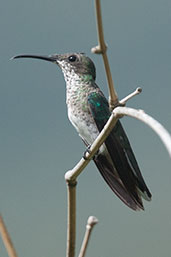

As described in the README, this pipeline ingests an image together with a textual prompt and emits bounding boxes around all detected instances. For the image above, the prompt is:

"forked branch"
[65,89,171,257]
[66,102,171,184]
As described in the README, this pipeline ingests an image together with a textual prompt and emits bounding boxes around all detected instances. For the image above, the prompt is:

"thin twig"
[65,106,171,182]
[91,0,118,109]
[65,88,141,182]
[65,113,118,182]
[66,180,77,257]
[0,215,18,257]
[120,87,142,105]
[78,216,98,257]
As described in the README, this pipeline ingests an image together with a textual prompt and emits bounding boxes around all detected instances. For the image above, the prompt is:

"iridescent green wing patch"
[88,92,111,131]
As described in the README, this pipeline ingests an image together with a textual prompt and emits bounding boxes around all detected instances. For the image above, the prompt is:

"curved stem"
[65,106,171,182]
[114,107,171,158]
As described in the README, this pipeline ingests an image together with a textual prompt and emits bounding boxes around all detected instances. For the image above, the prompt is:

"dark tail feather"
[94,154,144,211]
[111,121,152,201]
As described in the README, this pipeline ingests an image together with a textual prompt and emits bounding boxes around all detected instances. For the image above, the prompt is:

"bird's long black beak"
[11,54,58,63]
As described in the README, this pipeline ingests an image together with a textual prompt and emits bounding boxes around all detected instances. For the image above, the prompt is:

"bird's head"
[12,53,96,82]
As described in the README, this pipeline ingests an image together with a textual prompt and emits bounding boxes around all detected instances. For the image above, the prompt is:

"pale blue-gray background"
[0,0,171,256]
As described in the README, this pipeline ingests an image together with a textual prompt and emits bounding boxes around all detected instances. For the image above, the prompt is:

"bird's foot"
[83,145,92,160]
[83,145,99,160]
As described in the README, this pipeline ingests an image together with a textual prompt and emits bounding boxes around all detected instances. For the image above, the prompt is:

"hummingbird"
[13,52,152,210]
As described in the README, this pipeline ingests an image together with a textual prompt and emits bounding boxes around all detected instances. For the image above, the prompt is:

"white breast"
[68,108,107,154]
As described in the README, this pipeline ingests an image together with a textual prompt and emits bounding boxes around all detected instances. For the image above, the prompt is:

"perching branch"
[0,215,18,257]
[78,216,98,257]
[91,0,118,109]
[65,88,142,182]
[65,87,171,257]
[66,98,171,184]
[65,109,118,182]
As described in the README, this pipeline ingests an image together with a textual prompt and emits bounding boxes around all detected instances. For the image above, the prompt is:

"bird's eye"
[68,55,77,62]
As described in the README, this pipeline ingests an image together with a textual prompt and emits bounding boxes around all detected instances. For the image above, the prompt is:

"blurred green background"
[0,0,171,256]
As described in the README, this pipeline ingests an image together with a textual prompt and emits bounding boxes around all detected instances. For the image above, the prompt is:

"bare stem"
[91,0,118,109]
[65,88,141,182]
[65,105,171,182]
[120,87,142,105]
[0,215,18,257]
[65,113,119,181]
[78,216,98,257]
[66,180,77,257]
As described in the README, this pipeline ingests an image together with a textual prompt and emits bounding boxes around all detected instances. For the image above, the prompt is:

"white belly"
[68,108,107,154]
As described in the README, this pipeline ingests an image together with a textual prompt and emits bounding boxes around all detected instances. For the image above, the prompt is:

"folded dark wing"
[88,92,151,210]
